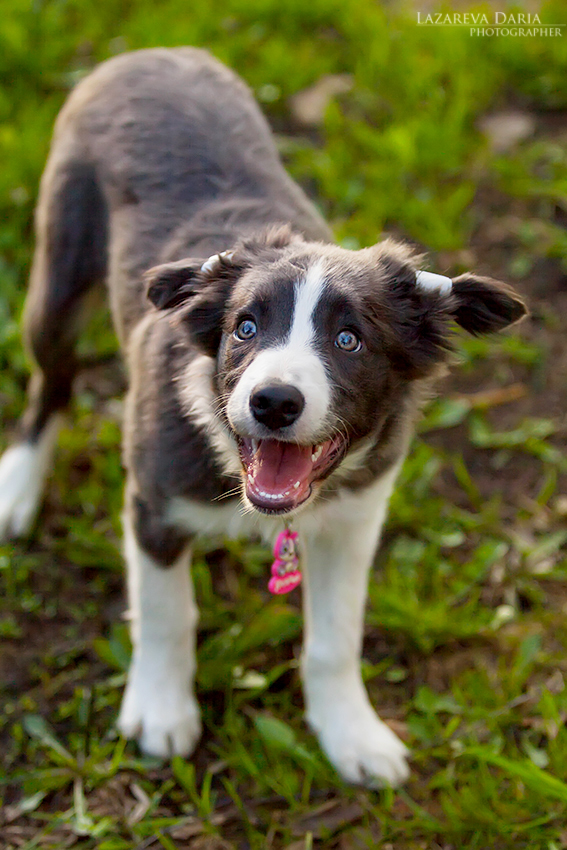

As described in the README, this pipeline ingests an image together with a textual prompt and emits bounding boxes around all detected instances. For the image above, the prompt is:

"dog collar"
[268,525,302,594]
[416,270,453,294]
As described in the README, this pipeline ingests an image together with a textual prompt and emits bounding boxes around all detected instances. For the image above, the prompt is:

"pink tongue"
[250,441,314,496]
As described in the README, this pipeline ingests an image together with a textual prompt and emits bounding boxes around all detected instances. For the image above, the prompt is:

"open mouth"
[237,435,347,513]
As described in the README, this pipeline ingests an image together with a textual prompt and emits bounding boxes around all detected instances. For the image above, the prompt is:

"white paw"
[308,701,410,787]
[118,667,201,758]
[0,443,48,540]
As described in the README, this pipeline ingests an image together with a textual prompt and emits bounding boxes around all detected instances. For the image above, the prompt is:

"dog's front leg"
[301,470,409,786]
[117,509,201,758]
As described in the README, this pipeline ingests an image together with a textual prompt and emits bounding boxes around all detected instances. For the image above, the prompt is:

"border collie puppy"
[0,48,526,786]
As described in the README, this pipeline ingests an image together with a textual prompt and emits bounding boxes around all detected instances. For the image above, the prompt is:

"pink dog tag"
[268,528,302,594]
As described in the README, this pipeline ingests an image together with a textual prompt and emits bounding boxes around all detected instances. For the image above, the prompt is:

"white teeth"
[293,481,300,489]
[250,488,291,501]
[251,440,259,455]
[311,445,323,463]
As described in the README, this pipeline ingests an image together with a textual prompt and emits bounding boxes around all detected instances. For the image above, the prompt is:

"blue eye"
[235,319,257,340]
[335,329,361,352]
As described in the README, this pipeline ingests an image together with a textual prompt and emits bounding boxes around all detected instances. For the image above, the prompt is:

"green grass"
[2,1,567,847]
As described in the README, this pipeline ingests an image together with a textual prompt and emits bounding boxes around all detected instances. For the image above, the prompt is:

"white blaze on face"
[226,260,331,442]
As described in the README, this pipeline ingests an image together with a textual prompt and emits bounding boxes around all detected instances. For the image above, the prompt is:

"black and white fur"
[0,48,526,786]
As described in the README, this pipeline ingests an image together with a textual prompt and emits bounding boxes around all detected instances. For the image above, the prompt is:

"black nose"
[250,384,305,431]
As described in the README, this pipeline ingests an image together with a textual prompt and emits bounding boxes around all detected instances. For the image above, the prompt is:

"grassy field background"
[2,1,567,847]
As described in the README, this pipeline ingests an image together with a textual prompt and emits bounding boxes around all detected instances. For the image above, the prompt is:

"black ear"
[382,274,453,379]
[145,259,204,310]
[450,274,527,335]
[144,255,241,357]
[179,275,236,357]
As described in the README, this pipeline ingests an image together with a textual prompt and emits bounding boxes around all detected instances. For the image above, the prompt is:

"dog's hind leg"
[0,146,108,540]
[117,498,201,757]
[300,464,409,787]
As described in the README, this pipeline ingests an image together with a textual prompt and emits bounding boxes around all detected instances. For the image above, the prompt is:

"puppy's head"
[147,226,526,514]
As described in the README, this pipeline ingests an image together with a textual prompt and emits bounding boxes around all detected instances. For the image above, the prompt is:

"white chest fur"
[167,495,279,543]
[166,463,401,546]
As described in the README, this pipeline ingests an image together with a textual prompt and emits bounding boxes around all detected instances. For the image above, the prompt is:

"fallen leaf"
[479,110,535,152]
[290,799,364,837]
[289,74,353,126]
[128,782,151,825]
[189,837,236,850]
[455,382,527,410]
[169,808,240,840]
